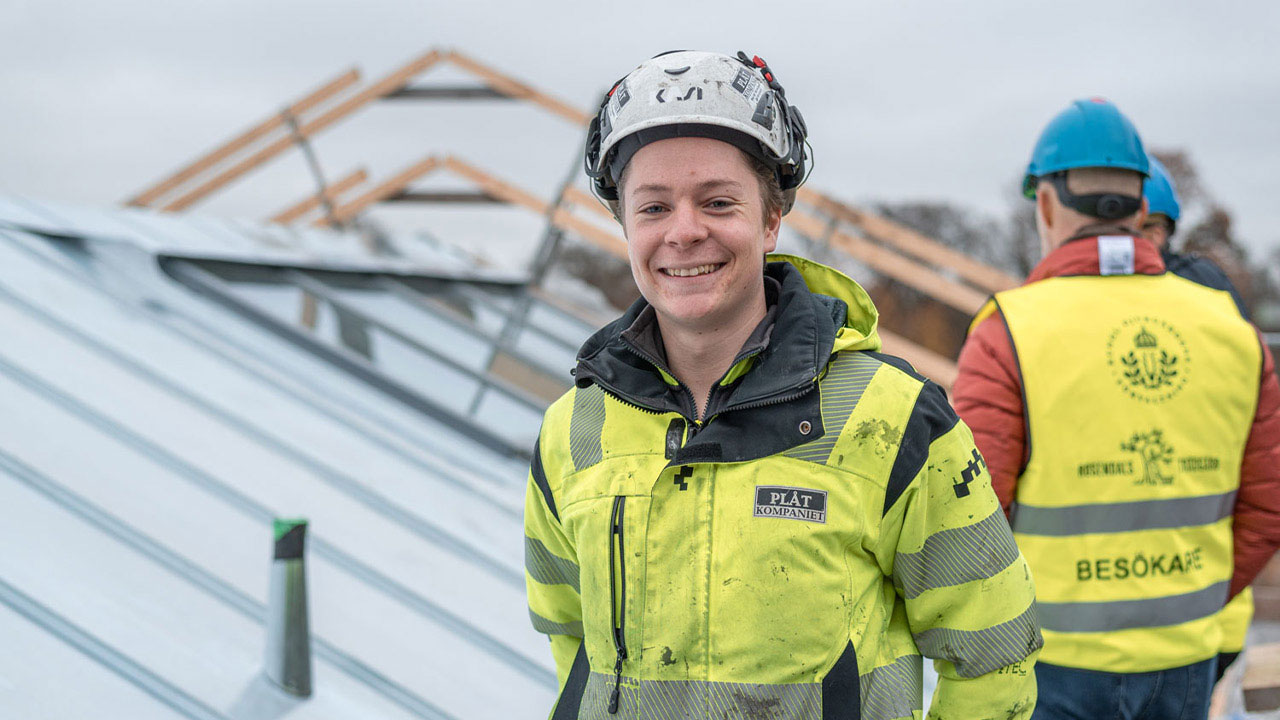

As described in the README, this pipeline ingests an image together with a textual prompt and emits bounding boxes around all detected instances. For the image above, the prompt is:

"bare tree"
[554,240,641,311]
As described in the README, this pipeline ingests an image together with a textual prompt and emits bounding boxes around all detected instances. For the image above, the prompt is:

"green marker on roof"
[266,517,311,696]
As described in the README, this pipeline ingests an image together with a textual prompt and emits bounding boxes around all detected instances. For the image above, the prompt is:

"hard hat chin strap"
[1048,172,1142,221]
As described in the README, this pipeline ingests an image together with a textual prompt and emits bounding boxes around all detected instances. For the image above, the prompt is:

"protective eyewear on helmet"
[1047,172,1142,221]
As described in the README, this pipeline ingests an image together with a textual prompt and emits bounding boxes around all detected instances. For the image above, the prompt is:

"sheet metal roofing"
[0,194,593,718]
[0,194,528,281]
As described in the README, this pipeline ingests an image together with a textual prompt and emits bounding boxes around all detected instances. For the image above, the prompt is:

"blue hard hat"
[1022,98,1149,198]
[1143,154,1181,222]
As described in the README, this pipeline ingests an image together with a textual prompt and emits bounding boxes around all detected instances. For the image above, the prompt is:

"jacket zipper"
[721,380,819,415]
[620,342,701,420]
[695,337,776,418]
[587,377,670,416]
[620,336,806,422]
[607,495,628,714]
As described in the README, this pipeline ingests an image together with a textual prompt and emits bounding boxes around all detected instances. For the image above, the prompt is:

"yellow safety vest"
[995,264,1260,672]
[1220,587,1253,654]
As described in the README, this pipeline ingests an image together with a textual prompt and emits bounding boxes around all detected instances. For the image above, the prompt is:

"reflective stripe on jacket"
[990,236,1259,672]
[526,255,1042,720]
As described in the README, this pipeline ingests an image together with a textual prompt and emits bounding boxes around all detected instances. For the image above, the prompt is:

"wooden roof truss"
[125,47,1028,389]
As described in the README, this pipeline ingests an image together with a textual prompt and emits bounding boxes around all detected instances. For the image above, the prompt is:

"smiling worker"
[523,50,1042,719]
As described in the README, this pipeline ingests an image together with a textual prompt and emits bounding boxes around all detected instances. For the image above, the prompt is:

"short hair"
[1061,167,1144,197]
[607,148,787,226]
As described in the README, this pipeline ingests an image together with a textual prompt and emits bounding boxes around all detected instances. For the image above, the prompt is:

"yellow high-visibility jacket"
[525,256,1042,719]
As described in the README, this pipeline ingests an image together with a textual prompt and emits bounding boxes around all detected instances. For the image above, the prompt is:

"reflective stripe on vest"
[997,265,1259,672]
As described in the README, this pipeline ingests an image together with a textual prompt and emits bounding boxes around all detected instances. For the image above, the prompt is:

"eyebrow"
[630,179,746,195]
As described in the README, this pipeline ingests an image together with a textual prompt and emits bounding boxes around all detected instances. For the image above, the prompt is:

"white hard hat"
[584,50,809,203]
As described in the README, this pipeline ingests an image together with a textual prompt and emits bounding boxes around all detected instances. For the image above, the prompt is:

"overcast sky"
[4,0,1279,264]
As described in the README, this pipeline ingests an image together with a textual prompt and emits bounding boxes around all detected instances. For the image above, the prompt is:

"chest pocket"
[706,462,863,680]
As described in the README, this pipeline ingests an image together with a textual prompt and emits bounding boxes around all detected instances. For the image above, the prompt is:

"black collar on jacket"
[572,261,847,463]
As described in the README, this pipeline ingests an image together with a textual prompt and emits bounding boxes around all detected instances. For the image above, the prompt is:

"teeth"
[666,264,720,277]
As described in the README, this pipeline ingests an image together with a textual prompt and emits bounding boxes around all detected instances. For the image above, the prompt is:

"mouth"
[660,263,725,278]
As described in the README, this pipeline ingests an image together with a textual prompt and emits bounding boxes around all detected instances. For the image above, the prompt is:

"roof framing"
[124,49,585,213]
[125,47,1028,388]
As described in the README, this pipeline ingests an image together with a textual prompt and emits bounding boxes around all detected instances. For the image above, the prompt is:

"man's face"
[620,137,780,335]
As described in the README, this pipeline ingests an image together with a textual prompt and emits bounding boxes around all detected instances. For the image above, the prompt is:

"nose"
[664,200,709,247]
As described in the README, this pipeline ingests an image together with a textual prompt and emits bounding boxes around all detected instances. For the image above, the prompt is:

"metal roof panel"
[0,197,568,717]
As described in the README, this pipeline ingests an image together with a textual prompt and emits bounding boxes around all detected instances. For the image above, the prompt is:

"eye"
[639,204,667,215]
[706,198,736,210]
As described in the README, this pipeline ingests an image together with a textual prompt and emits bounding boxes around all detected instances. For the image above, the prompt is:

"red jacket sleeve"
[1230,331,1280,597]
[953,311,1025,513]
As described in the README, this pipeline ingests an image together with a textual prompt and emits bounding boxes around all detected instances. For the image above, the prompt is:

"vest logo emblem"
[1120,429,1175,486]
[754,486,827,523]
[1076,428,1222,483]
[1105,317,1190,403]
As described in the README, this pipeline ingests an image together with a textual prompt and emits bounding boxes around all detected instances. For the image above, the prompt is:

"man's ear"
[762,206,782,254]
[1133,197,1149,232]
[1036,182,1055,231]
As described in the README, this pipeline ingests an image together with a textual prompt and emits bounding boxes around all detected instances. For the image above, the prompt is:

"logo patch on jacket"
[754,486,827,523]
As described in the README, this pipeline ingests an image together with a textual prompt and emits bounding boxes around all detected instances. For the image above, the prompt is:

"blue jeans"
[1032,659,1216,720]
